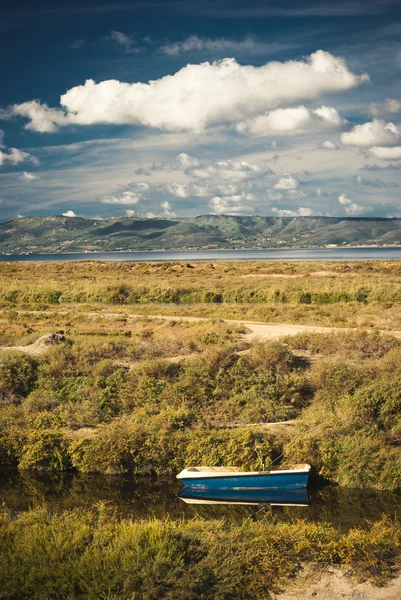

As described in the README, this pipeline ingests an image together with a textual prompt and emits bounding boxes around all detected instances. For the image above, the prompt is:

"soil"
[274,565,401,600]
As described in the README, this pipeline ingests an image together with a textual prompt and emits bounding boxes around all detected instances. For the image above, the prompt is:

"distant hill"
[0,215,401,254]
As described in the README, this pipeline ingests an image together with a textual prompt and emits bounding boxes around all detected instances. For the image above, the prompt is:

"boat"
[179,487,310,506]
[176,464,311,491]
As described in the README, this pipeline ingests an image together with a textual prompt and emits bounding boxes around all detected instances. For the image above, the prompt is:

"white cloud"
[338,192,352,205]
[8,51,365,133]
[369,146,401,160]
[101,191,142,205]
[0,147,38,167]
[237,105,344,136]
[385,99,401,114]
[318,140,340,150]
[338,192,369,215]
[166,183,188,198]
[175,152,200,169]
[125,209,136,217]
[341,119,400,147]
[161,201,171,211]
[274,174,299,190]
[271,206,314,217]
[209,193,254,214]
[160,35,292,56]
[20,171,40,181]
[62,210,77,217]
[10,101,70,133]
[370,98,401,116]
[106,31,137,53]
[345,202,370,215]
[190,159,263,181]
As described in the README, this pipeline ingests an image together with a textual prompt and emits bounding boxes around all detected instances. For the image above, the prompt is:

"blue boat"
[176,464,311,491]
[179,487,310,506]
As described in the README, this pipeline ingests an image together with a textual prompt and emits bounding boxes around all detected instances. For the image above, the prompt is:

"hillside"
[0,215,401,254]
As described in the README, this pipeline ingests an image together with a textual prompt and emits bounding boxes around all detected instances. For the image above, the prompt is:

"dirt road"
[127,313,346,341]
[2,311,401,356]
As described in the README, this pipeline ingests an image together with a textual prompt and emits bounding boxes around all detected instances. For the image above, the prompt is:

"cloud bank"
[7,51,366,133]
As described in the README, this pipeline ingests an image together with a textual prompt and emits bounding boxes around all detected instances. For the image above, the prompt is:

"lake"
[1,469,400,530]
[2,247,401,262]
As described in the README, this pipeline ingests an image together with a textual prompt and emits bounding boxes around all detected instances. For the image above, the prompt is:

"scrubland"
[1,260,401,598]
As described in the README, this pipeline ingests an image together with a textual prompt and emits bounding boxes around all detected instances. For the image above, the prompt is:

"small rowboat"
[176,464,311,491]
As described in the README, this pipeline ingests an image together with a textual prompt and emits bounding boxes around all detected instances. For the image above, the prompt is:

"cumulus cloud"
[369,146,401,160]
[338,192,370,215]
[7,51,366,133]
[318,140,340,150]
[184,158,269,181]
[62,210,77,217]
[370,98,401,116]
[274,174,299,190]
[161,201,172,211]
[271,207,315,217]
[125,209,136,217]
[175,152,201,169]
[20,172,40,181]
[101,191,142,205]
[166,183,188,198]
[237,105,344,136]
[0,147,38,167]
[341,119,400,147]
[161,35,292,56]
[209,193,254,214]
[338,192,352,205]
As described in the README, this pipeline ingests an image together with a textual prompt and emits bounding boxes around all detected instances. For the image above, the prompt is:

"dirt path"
[2,312,401,356]
[126,313,346,341]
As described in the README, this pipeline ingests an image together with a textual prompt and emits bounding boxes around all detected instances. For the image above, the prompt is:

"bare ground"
[274,565,401,600]
[2,313,401,356]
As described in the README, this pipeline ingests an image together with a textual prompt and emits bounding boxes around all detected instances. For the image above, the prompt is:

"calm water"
[1,469,400,531]
[2,247,401,262]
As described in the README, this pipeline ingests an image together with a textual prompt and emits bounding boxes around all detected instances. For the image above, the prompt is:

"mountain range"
[1,215,401,254]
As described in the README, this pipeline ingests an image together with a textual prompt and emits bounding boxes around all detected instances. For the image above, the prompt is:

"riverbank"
[1,506,400,600]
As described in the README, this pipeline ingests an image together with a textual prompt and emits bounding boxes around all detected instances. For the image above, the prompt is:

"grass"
[2,260,401,598]
[1,260,401,329]
[0,505,400,599]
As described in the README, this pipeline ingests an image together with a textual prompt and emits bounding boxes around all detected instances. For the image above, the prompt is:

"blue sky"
[0,0,401,222]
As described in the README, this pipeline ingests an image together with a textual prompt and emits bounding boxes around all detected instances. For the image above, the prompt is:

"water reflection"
[179,487,310,506]
[1,469,400,530]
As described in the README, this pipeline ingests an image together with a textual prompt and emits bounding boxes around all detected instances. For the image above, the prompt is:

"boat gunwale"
[176,464,311,480]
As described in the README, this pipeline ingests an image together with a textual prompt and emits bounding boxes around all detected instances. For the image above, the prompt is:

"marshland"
[1,260,401,599]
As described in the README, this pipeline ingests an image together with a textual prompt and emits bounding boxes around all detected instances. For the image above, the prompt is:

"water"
[1,469,400,530]
[2,247,401,262]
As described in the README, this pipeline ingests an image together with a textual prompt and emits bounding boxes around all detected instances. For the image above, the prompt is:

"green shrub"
[0,353,40,400]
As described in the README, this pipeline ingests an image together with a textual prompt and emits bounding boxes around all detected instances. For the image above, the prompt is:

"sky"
[0,0,401,222]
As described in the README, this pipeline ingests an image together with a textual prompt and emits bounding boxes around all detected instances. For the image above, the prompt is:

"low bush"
[0,507,400,599]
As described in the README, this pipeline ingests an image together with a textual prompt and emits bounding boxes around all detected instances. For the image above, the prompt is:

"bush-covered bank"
[0,506,400,599]
[1,329,401,489]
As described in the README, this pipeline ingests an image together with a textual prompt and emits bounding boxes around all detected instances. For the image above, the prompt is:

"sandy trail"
[2,311,401,356]
[126,313,345,341]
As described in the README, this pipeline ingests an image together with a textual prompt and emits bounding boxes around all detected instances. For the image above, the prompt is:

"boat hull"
[179,471,309,491]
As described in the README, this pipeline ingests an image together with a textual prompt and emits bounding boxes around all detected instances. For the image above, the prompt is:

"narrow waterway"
[1,469,399,531]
